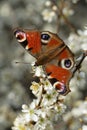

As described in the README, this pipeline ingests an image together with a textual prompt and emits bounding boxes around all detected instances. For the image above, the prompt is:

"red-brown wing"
[38,32,74,95]
[14,28,42,58]
[45,64,72,95]
[14,29,75,95]
[35,31,74,66]
[14,29,74,61]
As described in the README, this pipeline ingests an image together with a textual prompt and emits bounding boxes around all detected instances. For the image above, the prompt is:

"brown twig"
[51,0,78,34]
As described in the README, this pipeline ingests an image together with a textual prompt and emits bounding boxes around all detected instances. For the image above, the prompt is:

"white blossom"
[63,7,74,16]
[32,64,45,78]
[42,9,56,23]
[68,29,87,53]
[12,65,66,130]
[41,89,58,107]
[45,1,51,7]
[30,81,41,97]
[82,125,87,130]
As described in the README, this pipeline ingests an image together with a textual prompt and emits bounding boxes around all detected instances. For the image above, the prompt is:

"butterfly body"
[14,28,87,95]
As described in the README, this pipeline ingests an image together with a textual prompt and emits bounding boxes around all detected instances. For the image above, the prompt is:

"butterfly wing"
[36,32,74,95]
[14,28,42,58]
[39,32,75,96]
[45,64,72,95]
[35,31,74,66]
[14,29,75,95]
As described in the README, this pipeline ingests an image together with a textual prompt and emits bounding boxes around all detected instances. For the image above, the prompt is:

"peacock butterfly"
[14,28,87,95]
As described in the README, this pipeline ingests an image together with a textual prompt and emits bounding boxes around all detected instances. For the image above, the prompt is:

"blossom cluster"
[42,0,76,23]
[12,65,66,130]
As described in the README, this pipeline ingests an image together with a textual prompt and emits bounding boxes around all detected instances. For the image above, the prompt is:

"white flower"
[32,65,46,78]
[41,83,58,107]
[12,60,67,130]
[35,109,46,119]
[34,117,53,130]
[42,79,54,91]
[42,9,56,23]
[22,102,39,123]
[82,125,87,130]
[12,115,27,130]
[41,93,57,107]
[72,0,80,4]
[63,7,74,16]
[30,81,41,97]
[68,33,82,53]
[45,0,51,7]
[54,103,66,113]
[52,5,57,11]
[68,29,87,54]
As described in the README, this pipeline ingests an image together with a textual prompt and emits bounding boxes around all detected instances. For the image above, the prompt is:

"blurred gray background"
[0,0,87,130]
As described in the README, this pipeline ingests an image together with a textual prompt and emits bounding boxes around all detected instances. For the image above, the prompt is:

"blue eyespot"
[41,34,50,40]
[64,59,72,68]
[60,58,74,70]
[41,32,51,44]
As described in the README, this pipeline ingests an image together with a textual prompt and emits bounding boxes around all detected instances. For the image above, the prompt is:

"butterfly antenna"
[15,61,31,64]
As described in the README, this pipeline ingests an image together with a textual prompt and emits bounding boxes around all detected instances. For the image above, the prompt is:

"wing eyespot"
[15,30,26,43]
[41,32,51,44]
[60,58,74,70]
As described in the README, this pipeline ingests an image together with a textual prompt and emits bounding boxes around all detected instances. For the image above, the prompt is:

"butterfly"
[14,28,87,96]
